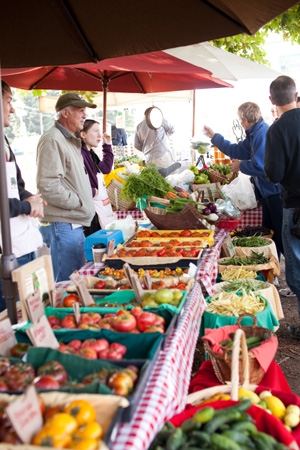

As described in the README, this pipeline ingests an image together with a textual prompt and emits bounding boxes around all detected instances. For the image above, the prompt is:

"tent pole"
[102,72,108,133]
[0,82,18,324]
[192,89,196,137]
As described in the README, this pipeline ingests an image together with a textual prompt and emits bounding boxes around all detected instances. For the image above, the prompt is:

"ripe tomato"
[34,375,61,390]
[81,338,109,353]
[136,312,157,332]
[64,399,96,426]
[109,342,127,356]
[93,280,106,289]
[177,282,187,290]
[61,315,77,329]
[152,280,166,290]
[37,360,68,386]
[76,347,98,360]
[107,371,134,396]
[180,230,192,237]
[138,230,151,237]
[112,313,137,332]
[74,422,103,440]
[0,357,11,376]
[63,293,80,308]
[10,343,32,359]
[32,424,72,448]
[157,249,166,257]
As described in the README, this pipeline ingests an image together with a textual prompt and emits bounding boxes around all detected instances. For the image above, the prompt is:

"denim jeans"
[261,193,284,260]
[282,208,300,316]
[39,222,85,282]
[0,251,36,312]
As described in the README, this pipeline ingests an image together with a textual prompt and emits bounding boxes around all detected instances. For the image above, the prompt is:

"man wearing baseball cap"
[36,92,97,282]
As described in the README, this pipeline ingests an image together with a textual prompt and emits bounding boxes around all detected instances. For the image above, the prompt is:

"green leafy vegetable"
[233,236,270,247]
[120,165,174,202]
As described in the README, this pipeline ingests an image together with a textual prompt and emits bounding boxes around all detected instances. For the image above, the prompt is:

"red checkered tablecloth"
[115,210,144,220]
[196,228,227,296]
[238,206,262,229]
[111,283,206,450]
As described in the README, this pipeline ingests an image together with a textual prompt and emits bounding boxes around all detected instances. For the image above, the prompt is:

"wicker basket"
[106,179,136,210]
[188,328,257,404]
[203,314,276,385]
[144,202,212,230]
[146,196,169,215]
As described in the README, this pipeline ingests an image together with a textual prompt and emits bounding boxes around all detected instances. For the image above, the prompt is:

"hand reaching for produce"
[203,125,215,139]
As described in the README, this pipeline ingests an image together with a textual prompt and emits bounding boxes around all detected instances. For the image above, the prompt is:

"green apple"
[154,288,174,304]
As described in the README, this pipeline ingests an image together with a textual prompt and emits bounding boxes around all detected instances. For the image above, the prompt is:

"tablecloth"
[115,210,144,220]
[239,206,262,228]
[196,228,227,296]
[111,283,206,450]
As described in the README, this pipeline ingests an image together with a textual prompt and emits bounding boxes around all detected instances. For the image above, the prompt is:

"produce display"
[98,266,188,279]
[110,246,201,259]
[149,399,291,450]
[233,236,271,247]
[206,290,266,316]
[219,252,269,266]
[48,309,166,333]
[137,229,213,239]
[219,330,272,352]
[58,338,127,360]
[231,226,273,238]
[220,279,268,292]
[220,268,258,280]
[0,357,139,395]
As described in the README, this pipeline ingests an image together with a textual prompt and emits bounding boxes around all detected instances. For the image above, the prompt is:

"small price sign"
[0,318,17,356]
[26,315,59,349]
[69,272,94,306]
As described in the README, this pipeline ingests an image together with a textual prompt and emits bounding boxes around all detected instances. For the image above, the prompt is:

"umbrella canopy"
[0,0,298,68]
[2,53,232,131]
[165,42,282,81]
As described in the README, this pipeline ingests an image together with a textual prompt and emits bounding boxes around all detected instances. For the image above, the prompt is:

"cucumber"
[210,433,242,450]
[192,406,215,424]
[181,418,202,433]
[202,411,241,434]
[231,420,257,435]
[251,432,277,450]
[166,427,185,450]
[189,430,211,446]
[222,430,256,447]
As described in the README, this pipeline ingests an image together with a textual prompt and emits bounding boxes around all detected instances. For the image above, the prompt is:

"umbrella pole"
[0,90,18,324]
[102,72,108,133]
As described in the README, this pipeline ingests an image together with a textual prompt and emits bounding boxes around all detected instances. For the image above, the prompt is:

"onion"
[202,208,211,215]
[207,213,219,221]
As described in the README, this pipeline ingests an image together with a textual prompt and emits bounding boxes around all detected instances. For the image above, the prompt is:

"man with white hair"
[36,93,96,282]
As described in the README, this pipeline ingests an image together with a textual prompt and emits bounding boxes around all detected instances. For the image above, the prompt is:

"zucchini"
[231,420,257,434]
[189,430,211,446]
[203,411,241,434]
[192,406,215,424]
[222,430,256,447]
[166,427,185,450]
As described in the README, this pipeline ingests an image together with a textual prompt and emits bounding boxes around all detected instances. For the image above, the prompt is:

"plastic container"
[84,229,124,261]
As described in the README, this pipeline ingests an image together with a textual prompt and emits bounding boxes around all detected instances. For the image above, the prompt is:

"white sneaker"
[273,276,279,286]
[279,288,296,298]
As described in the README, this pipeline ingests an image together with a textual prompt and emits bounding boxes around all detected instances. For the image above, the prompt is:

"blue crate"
[84,229,124,261]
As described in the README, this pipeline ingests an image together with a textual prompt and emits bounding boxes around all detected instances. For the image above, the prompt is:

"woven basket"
[188,328,257,404]
[146,196,169,215]
[208,169,229,184]
[106,179,136,210]
[203,314,276,385]
[144,202,212,230]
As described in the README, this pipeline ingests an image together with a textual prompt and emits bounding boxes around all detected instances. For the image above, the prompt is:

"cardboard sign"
[221,234,236,258]
[6,385,43,444]
[69,272,94,306]
[73,302,81,325]
[26,314,59,349]
[0,318,17,356]
[188,262,198,279]
[50,287,65,307]
[143,271,152,290]
[107,239,115,257]
[24,291,44,323]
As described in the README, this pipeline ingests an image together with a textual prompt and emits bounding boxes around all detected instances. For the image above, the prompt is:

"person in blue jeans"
[265,75,300,340]
[204,102,284,260]
[0,80,45,311]
[36,93,96,282]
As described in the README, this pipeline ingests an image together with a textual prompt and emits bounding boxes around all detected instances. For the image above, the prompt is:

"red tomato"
[112,313,137,332]
[177,282,187,290]
[180,230,192,237]
[68,339,82,351]
[138,230,151,237]
[152,280,166,290]
[63,293,80,308]
[48,315,61,328]
[34,375,61,390]
[61,315,77,329]
[94,280,106,289]
[106,349,123,360]
[79,312,101,325]
[136,312,157,332]
[109,342,127,356]
[76,347,98,360]
[107,371,134,396]
[37,361,68,386]
[81,338,109,353]
[157,249,166,257]
[131,306,143,318]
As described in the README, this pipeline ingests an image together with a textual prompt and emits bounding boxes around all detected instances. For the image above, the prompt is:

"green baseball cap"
[55,92,97,112]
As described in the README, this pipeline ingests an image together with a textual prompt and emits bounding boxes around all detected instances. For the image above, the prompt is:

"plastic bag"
[105,215,136,241]
[166,169,195,192]
[221,173,257,211]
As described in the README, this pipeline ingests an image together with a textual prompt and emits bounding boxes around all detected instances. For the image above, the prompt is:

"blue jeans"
[282,208,300,316]
[261,193,284,260]
[0,251,36,312]
[39,222,85,282]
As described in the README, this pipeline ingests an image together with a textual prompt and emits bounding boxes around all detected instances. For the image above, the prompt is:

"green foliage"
[212,3,300,64]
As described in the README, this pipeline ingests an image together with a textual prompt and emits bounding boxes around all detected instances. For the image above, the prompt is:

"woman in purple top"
[79,119,115,236]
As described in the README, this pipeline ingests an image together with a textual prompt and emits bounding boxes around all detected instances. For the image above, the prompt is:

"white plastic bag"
[105,215,136,241]
[221,173,257,211]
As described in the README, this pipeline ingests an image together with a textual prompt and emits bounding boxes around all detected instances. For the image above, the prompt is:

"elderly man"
[36,93,96,282]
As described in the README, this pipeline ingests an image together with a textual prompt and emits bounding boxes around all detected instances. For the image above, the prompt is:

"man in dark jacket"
[265,76,300,339]
[204,102,283,259]
[0,80,45,311]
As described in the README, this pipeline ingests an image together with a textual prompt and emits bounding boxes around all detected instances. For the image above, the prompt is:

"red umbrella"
[2,51,232,131]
